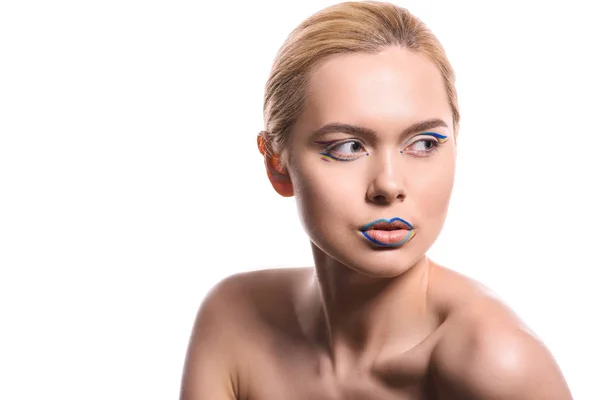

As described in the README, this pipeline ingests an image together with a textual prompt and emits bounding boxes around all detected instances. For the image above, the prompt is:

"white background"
[1,0,598,398]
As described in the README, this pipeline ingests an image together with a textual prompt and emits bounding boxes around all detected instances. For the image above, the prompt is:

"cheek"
[292,159,331,205]
[294,159,357,202]
[291,159,362,232]
[410,159,456,217]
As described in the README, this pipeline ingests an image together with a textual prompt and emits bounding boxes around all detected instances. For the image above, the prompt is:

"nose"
[366,153,406,205]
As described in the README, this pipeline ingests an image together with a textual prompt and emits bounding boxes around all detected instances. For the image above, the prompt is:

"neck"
[299,244,436,374]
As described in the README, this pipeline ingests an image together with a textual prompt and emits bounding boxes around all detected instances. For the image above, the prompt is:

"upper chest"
[237,334,441,400]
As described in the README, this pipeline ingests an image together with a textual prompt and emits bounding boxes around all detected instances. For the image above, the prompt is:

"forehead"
[300,46,451,132]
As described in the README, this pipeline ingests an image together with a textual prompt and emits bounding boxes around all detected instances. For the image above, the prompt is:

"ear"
[257,133,294,197]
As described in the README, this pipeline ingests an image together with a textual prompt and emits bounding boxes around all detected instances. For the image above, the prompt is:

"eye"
[411,139,438,151]
[403,133,448,157]
[320,140,368,161]
[337,141,364,153]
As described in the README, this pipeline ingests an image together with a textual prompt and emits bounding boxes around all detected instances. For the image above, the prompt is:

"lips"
[360,217,415,247]
[361,217,413,231]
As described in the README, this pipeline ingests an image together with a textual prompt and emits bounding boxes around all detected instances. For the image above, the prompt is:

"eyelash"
[406,138,441,157]
[320,140,367,161]
[319,136,443,161]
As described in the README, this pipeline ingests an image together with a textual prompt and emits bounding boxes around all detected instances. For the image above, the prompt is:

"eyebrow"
[310,118,449,142]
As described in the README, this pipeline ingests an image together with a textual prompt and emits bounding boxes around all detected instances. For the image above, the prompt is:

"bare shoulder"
[208,266,311,309]
[428,265,573,400]
[201,267,308,302]
[194,266,311,335]
[180,267,310,400]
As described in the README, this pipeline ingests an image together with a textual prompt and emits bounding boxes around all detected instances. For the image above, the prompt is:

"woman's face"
[285,46,457,277]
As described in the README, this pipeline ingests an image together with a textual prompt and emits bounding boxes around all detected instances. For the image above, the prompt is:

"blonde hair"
[262,1,459,165]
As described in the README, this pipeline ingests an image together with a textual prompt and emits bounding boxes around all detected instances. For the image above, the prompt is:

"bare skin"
[181,47,573,399]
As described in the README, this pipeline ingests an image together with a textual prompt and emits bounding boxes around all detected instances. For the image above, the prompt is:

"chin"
[345,250,425,278]
[318,238,426,279]
[309,228,433,279]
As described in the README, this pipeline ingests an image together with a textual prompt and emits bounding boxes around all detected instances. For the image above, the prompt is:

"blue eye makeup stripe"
[316,139,369,161]
[317,141,342,162]
[424,132,448,142]
[403,131,449,144]
[319,152,351,162]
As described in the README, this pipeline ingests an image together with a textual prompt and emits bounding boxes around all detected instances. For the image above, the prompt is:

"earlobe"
[257,132,294,197]
[266,168,294,197]
[266,154,294,197]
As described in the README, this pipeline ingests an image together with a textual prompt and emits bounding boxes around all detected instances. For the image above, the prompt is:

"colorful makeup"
[400,131,448,156]
[316,131,447,162]
[319,152,369,162]
[404,132,448,144]
[428,132,448,143]
[316,139,368,162]
[360,217,416,247]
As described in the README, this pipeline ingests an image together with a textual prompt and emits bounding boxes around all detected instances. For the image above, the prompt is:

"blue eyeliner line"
[423,132,448,139]
[403,131,448,144]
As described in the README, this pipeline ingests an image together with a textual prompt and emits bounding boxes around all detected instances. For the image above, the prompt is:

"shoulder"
[430,287,572,399]
[194,267,311,337]
[198,267,310,316]
[204,266,311,303]
[181,267,310,398]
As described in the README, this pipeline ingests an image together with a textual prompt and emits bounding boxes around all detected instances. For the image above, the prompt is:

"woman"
[181,2,572,399]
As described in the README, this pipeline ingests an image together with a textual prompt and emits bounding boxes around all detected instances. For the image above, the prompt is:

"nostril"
[367,178,406,204]
[373,194,390,204]
[370,192,405,205]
